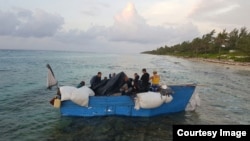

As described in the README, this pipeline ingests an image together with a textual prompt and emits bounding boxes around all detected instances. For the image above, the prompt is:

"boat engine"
[160,85,174,96]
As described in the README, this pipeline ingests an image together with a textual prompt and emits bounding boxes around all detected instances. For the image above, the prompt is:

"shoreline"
[185,58,250,71]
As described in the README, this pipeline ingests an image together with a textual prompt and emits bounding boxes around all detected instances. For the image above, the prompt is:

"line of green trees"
[142,27,250,62]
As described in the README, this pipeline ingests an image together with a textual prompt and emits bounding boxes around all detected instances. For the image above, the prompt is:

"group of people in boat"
[77,68,161,96]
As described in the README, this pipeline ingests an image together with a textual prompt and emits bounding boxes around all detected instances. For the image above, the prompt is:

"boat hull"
[60,85,196,117]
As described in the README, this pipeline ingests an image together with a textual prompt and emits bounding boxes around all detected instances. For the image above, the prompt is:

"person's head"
[80,81,85,86]
[153,71,157,75]
[142,68,146,73]
[97,72,102,77]
[134,73,138,76]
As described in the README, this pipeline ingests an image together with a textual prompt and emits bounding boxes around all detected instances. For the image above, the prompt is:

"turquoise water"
[0,50,249,141]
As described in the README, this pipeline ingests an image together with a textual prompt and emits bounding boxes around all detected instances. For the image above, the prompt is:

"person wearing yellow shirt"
[150,71,160,92]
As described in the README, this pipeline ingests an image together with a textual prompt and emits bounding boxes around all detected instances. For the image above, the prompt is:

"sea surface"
[0,49,249,141]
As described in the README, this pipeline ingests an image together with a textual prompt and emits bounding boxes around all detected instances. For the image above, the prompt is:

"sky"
[0,0,249,53]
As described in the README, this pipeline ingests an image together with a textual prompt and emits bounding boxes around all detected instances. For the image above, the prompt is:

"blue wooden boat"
[59,85,196,117]
[46,64,198,117]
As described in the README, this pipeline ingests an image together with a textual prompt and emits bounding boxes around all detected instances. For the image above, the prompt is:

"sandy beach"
[186,58,250,71]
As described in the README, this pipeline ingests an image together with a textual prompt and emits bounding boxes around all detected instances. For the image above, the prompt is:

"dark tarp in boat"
[91,72,127,96]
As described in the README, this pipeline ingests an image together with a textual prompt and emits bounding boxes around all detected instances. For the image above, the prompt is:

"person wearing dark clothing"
[120,76,133,95]
[92,72,126,96]
[132,73,140,93]
[90,72,102,88]
[77,81,85,88]
[109,73,116,79]
[140,68,150,92]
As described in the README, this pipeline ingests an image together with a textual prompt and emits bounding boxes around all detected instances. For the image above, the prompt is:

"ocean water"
[0,49,249,141]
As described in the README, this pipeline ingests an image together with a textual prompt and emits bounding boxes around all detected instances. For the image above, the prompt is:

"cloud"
[0,2,201,53]
[56,2,200,49]
[108,2,200,45]
[189,0,250,28]
[0,8,64,37]
[108,3,151,43]
[0,10,20,35]
[143,0,197,26]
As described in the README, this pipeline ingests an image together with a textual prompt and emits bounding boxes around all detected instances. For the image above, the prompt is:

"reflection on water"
[49,112,191,141]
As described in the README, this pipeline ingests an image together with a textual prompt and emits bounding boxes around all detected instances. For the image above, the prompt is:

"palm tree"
[202,29,215,57]
[228,28,239,50]
[215,29,228,60]
[191,37,202,58]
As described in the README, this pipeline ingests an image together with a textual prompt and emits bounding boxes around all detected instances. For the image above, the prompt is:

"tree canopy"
[142,27,250,62]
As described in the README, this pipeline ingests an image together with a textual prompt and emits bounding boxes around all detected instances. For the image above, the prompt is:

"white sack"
[70,86,92,107]
[59,86,77,101]
[134,92,166,110]
[165,94,173,103]
[81,86,95,96]
[134,97,140,110]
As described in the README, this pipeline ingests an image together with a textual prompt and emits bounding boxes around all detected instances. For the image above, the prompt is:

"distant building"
[229,50,236,53]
